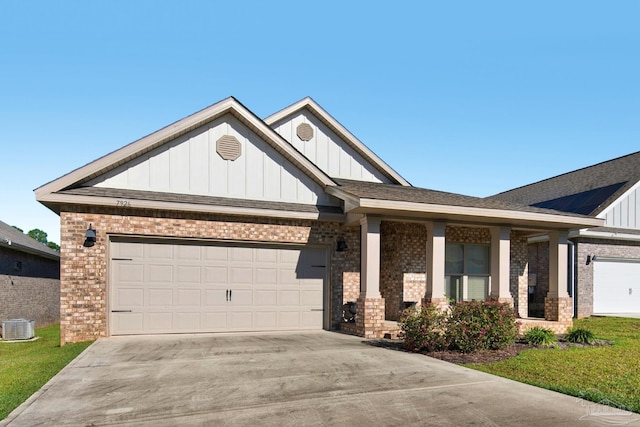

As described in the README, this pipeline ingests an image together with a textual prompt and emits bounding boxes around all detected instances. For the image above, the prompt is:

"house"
[491,151,640,317]
[35,97,602,345]
[0,220,60,330]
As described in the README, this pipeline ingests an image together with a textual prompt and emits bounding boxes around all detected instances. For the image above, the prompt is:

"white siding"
[87,114,337,206]
[603,184,640,230]
[271,111,392,183]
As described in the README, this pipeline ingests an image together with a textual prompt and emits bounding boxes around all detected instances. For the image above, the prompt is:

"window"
[445,243,489,302]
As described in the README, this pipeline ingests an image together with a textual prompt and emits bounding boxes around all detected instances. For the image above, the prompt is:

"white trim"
[573,229,640,242]
[38,193,345,222]
[352,198,603,228]
[592,255,640,263]
[596,179,640,219]
[265,97,411,186]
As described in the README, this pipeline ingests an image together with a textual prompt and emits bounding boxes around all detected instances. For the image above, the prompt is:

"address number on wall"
[116,200,131,207]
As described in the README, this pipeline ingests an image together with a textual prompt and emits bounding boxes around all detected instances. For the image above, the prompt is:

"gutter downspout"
[568,240,577,318]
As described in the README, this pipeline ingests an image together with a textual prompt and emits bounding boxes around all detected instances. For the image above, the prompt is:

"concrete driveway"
[3,331,638,426]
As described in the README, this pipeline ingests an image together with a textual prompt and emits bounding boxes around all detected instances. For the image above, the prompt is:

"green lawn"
[465,317,640,413]
[0,325,93,420]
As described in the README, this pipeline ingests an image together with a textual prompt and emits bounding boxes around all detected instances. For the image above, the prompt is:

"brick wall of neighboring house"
[0,246,60,331]
[528,242,549,318]
[0,275,60,330]
[59,206,360,344]
[575,238,640,318]
[0,246,59,279]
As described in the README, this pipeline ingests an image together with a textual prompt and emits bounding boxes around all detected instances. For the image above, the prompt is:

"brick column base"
[355,296,386,339]
[544,296,573,323]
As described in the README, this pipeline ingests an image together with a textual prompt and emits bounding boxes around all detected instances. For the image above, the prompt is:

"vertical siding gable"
[603,183,640,229]
[85,114,336,206]
[272,111,392,183]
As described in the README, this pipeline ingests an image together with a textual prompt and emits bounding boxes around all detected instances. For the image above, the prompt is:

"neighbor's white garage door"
[110,240,326,335]
[593,259,640,314]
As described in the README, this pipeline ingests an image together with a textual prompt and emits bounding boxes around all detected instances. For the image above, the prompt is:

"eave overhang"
[326,187,604,231]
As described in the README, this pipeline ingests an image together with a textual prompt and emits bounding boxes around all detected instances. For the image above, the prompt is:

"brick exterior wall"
[0,275,60,330]
[445,226,491,244]
[380,222,426,321]
[574,238,640,318]
[59,206,360,344]
[0,246,60,331]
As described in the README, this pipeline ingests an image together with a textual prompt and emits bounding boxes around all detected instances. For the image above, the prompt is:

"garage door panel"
[204,266,228,283]
[176,313,201,330]
[111,241,325,335]
[115,288,144,307]
[177,266,201,283]
[146,313,173,330]
[594,261,640,313]
[176,289,201,306]
[146,244,173,260]
[147,288,173,306]
[148,264,173,282]
[254,290,277,306]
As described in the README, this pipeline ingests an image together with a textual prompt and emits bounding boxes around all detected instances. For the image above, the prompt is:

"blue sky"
[1,1,638,245]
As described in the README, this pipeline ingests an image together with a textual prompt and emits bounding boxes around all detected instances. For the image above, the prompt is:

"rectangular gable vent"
[2,319,35,340]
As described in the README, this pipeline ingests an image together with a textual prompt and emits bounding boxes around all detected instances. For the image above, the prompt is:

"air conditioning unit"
[2,319,35,341]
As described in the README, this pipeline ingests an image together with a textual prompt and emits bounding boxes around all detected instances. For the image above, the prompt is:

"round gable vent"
[216,135,242,161]
[296,123,314,141]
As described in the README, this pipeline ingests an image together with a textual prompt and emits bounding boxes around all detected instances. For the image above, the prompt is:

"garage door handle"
[111,310,132,313]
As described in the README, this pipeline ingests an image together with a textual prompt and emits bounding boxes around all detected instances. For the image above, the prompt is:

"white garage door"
[110,240,327,335]
[593,259,640,314]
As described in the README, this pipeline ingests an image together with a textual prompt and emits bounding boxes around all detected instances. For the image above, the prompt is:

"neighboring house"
[0,220,60,331]
[35,97,602,345]
[491,151,640,317]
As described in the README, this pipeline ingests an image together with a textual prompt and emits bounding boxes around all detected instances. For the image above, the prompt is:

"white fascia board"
[35,97,335,200]
[38,193,344,222]
[356,198,604,229]
[574,228,640,242]
[265,98,411,186]
[596,179,640,219]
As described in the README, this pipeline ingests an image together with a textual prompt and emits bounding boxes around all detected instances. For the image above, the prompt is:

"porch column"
[425,221,448,309]
[360,216,381,298]
[545,230,572,323]
[356,216,385,338]
[490,226,513,304]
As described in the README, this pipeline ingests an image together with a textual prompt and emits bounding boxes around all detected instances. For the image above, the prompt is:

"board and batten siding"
[601,183,640,230]
[271,111,392,184]
[86,114,338,206]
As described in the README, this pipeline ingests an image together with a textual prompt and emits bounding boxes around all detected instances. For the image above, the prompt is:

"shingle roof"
[331,179,594,218]
[489,151,640,216]
[0,220,60,260]
[59,187,343,215]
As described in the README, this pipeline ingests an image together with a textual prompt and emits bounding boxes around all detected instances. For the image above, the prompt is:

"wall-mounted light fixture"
[83,224,97,247]
[586,255,596,265]
[336,237,348,252]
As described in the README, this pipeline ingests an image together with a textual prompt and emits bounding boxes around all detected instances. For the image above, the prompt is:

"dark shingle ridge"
[489,151,640,216]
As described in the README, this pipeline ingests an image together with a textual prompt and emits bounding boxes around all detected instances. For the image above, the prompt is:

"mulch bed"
[366,338,610,364]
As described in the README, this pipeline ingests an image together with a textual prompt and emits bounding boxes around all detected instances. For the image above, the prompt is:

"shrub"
[447,300,519,353]
[399,305,449,352]
[566,327,596,344]
[524,326,557,347]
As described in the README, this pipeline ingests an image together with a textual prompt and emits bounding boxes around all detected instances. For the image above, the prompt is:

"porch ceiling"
[326,179,604,231]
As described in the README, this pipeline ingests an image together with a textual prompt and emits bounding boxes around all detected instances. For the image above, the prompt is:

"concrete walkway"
[3,332,638,426]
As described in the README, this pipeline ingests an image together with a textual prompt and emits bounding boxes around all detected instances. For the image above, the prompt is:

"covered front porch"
[326,179,603,339]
